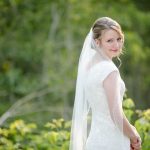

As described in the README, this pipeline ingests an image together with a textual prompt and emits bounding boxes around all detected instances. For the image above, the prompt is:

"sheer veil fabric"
[69,29,126,150]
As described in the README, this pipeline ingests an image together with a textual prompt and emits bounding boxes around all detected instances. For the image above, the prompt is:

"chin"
[113,52,120,57]
[112,54,119,58]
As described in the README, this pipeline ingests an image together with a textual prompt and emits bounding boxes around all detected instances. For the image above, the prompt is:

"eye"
[117,37,122,41]
[107,39,113,43]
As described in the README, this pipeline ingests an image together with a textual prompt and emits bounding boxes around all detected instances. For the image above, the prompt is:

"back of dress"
[85,60,130,150]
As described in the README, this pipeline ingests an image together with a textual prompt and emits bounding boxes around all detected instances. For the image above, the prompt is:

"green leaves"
[123,98,135,109]
[123,98,150,149]
[135,109,150,150]
[0,109,150,150]
[0,119,70,150]
[123,98,135,122]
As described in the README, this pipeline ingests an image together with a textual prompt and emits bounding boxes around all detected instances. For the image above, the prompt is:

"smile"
[111,49,118,52]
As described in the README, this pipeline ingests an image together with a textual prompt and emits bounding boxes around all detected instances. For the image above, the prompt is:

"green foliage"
[123,98,135,122]
[123,98,150,150]
[0,118,70,150]
[0,98,149,150]
[0,0,150,116]
[0,0,150,149]
[135,109,150,150]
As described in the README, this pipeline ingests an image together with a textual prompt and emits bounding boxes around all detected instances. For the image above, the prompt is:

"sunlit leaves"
[0,119,70,149]
[135,109,150,150]
[0,112,149,149]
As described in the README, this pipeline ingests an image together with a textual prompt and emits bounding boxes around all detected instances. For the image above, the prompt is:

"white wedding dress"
[84,60,130,150]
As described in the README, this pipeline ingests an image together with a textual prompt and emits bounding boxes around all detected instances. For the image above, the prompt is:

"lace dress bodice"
[84,60,130,150]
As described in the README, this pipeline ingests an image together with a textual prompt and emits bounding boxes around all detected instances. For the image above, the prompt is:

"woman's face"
[97,29,123,59]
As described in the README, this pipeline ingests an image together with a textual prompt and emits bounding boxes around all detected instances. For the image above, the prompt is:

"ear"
[95,39,100,46]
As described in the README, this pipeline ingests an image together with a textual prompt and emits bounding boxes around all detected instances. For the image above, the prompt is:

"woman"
[70,17,141,150]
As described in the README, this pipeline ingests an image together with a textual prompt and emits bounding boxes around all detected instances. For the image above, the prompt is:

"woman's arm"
[122,111,136,138]
[103,71,141,140]
[123,112,142,150]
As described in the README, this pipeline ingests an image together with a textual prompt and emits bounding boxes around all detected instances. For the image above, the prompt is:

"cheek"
[119,42,123,48]
[105,44,112,50]
[101,42,110,49]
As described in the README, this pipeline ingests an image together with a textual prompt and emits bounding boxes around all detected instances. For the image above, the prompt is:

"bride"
[69,17,141,150]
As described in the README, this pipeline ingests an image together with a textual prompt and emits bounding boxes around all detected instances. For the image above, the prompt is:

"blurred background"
[0,0,150,127]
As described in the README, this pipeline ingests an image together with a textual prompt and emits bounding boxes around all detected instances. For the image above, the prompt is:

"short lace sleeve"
[103,61,125,148]
[99,61,118,83]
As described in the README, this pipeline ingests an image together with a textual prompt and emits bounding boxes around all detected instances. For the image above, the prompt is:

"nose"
[113,41,119,50]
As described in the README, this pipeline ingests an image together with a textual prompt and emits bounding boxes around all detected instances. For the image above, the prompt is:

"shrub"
[0,98,149,150]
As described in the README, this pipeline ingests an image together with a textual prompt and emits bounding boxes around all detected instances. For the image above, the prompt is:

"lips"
[111,49,118,52]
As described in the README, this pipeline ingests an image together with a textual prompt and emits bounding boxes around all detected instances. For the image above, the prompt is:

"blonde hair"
[92,17,124,42]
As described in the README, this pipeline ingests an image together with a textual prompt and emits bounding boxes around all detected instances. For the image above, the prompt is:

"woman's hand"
[130,125,142,150]
[130,138,141,150]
